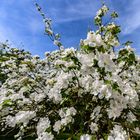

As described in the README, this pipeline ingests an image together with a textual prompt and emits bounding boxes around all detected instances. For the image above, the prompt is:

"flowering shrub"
[0,43,32,86]
[0,4,140,140]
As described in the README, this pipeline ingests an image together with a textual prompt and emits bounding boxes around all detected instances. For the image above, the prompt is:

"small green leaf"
[111,11,118,18]
[2,99,13,106]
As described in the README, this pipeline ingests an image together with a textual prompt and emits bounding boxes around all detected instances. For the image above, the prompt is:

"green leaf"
[45,127,52,133]
[2,99,13,106]
[111,11,118,18]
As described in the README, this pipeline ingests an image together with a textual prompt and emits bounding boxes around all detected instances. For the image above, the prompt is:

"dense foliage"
[0,4,140,140]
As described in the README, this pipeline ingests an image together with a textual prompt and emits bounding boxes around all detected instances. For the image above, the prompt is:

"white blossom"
[37,117,50,136]
[53,120,61,133]
[6,111,36,127]
[90,122,98,133]
[108,125,128,140]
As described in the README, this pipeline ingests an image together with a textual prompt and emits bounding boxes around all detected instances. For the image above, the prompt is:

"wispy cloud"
[118,0,140,35]
[0,0,140,56]
[0,1,39,45]
[39,0,100,23]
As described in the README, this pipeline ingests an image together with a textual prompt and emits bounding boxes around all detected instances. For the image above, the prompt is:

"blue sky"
[0,0,140,57]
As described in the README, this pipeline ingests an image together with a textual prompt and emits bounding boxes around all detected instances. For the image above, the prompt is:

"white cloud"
[28,18,43,34]
[121,0,140,34]
[0,24,23,49]
[0,0,38,42]
[44,0,100,23]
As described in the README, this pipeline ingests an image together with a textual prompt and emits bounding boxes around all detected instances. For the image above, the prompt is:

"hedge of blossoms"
[0,4,140,140]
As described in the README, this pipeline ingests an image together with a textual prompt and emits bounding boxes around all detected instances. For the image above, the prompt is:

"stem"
[118,62,127,75]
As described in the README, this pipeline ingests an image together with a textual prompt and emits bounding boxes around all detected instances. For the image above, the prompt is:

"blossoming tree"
[0,3,140,140]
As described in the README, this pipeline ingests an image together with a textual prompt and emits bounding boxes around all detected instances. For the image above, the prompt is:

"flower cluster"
[0,4,140,140]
